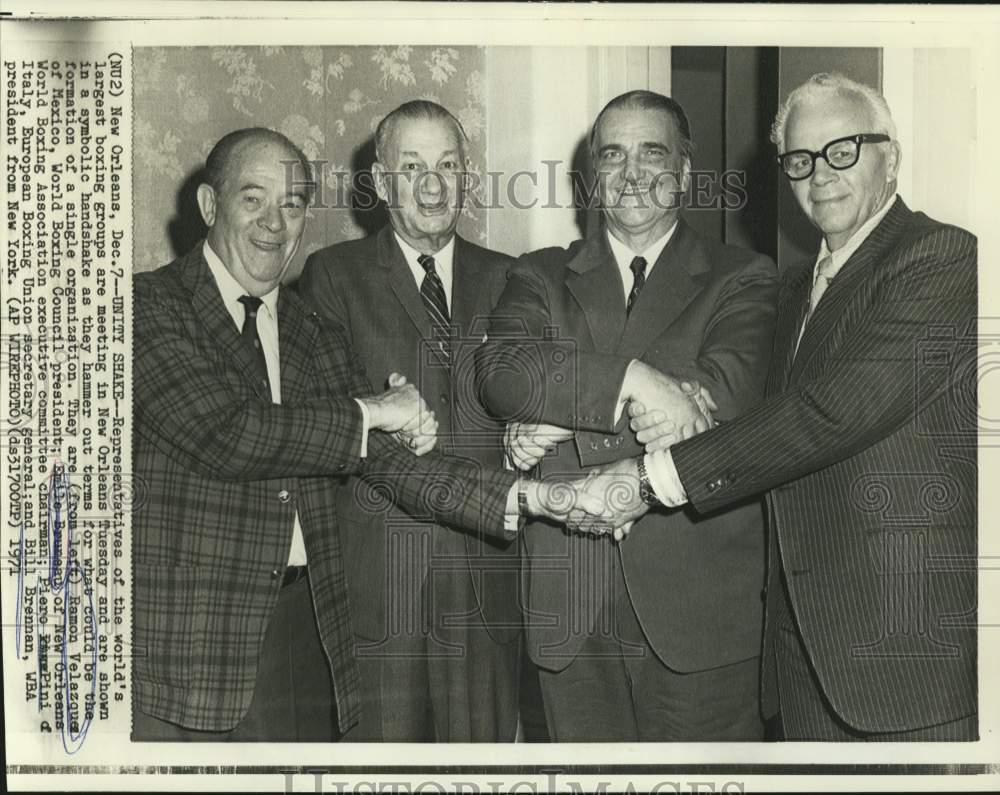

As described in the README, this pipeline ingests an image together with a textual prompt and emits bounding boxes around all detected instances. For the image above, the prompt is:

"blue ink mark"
[15,520,24,659]
[60,559,97,755]
[39,461,99,753]
[45,464,73,593]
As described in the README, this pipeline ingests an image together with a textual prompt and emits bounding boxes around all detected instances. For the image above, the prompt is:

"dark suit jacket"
[133,245,514,733]
[478,220,779,672]
[670,199,977,733]
[298,227,520,645]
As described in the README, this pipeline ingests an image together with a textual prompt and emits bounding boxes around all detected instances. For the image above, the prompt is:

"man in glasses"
[595,72,978,740]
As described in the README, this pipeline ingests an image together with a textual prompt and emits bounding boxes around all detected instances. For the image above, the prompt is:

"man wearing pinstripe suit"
[615,73,977,740]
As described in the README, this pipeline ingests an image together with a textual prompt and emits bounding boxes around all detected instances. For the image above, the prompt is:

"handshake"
[507,360,718,541]
[360,363,715,541]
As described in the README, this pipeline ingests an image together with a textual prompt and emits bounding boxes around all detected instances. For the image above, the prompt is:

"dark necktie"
[417,254,451,361]
[237,294,271,396]
[626,256,647,316]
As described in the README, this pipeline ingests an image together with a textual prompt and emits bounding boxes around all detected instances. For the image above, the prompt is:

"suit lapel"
[619,219,707,359]
[565,234,626,354]
[790,199,913,382]
[276,289,320,404]
[183,246,272,402]
[378,225,434,338]
[451,235,482,335]
[771,264,812,393]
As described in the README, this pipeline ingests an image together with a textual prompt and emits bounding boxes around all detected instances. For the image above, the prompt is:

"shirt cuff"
[502,481,521,538]
[644,449,688,507]
[353,398,371,458]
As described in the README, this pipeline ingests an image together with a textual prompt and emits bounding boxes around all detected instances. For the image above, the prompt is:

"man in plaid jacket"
[132,128,593,741]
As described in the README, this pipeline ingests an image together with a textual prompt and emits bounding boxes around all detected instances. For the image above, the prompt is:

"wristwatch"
[517,475,530,516]
[636,456,662,507]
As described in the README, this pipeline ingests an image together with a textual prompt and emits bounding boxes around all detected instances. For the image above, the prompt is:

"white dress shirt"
[395,232,455,312]
[644,194,899,507]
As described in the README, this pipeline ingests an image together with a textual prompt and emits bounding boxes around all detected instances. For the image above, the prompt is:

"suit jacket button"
[270,569,281,580]
[602,438,611,448]
[278,489,291,503]
[590,441,599,451]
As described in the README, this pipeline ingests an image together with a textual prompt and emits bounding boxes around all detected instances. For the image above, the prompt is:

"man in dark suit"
[616,73,977,740]
[298,101,520,742]
[132,127,598,742]
[476,90,780,741]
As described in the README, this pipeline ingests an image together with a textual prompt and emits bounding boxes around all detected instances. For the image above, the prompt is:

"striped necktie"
[417,253,451,361]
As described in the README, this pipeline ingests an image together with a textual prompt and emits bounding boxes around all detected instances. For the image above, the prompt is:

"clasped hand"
[504,422,574,470]
[622,362,718,452]
[529,457,650,543]
[362,373,438,456]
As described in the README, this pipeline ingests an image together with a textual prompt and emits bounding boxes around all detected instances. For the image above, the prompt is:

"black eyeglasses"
[776,134,891,181]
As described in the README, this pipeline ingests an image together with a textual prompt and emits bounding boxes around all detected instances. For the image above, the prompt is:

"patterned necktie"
[805,254,836,321]
[417,254,451,361]
[626,256,647,316]
[794,254,837,357]
[237,295,271,395]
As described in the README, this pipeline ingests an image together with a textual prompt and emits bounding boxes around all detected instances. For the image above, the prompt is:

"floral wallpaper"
[133,46,488,278]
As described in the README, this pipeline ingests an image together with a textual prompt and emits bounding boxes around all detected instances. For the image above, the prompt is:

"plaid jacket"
[133,246,515,733]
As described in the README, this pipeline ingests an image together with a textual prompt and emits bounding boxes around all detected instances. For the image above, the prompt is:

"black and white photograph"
[1,3,997,792]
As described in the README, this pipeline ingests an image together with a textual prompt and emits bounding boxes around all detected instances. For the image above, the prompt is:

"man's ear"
[372,161,390,204]
[885,140,902,183]
[196,183,217,228]
[680,157,692,195]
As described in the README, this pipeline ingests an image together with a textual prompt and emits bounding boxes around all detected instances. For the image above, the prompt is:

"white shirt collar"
[816,193,898,275]
[394,232,456,307]
[605,221,679,299]
[606,222,678,272]
[202,239,280,327]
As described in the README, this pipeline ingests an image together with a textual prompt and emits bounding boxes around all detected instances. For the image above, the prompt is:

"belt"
[281,565,309,588]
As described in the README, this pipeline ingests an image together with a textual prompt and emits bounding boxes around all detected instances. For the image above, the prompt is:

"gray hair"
[374,100,467,164]
[770,72,897,151]
[590,89,695,162]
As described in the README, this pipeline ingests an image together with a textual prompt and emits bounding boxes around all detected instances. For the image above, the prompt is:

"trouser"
[340,541,520,743]
[537,555,763,742]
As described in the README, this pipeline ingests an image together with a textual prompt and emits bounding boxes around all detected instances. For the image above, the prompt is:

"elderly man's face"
[197,138,308,295]
[374,116,464,255]
[593,106,689,247]
[784,93,899,251]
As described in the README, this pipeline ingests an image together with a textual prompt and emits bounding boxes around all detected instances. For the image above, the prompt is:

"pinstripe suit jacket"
[298,226,521,646]
[478,221,778,673]
[133,245,514,733]
[671,199,978,733]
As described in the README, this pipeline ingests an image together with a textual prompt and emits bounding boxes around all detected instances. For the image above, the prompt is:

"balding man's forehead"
[220,137,305,185]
